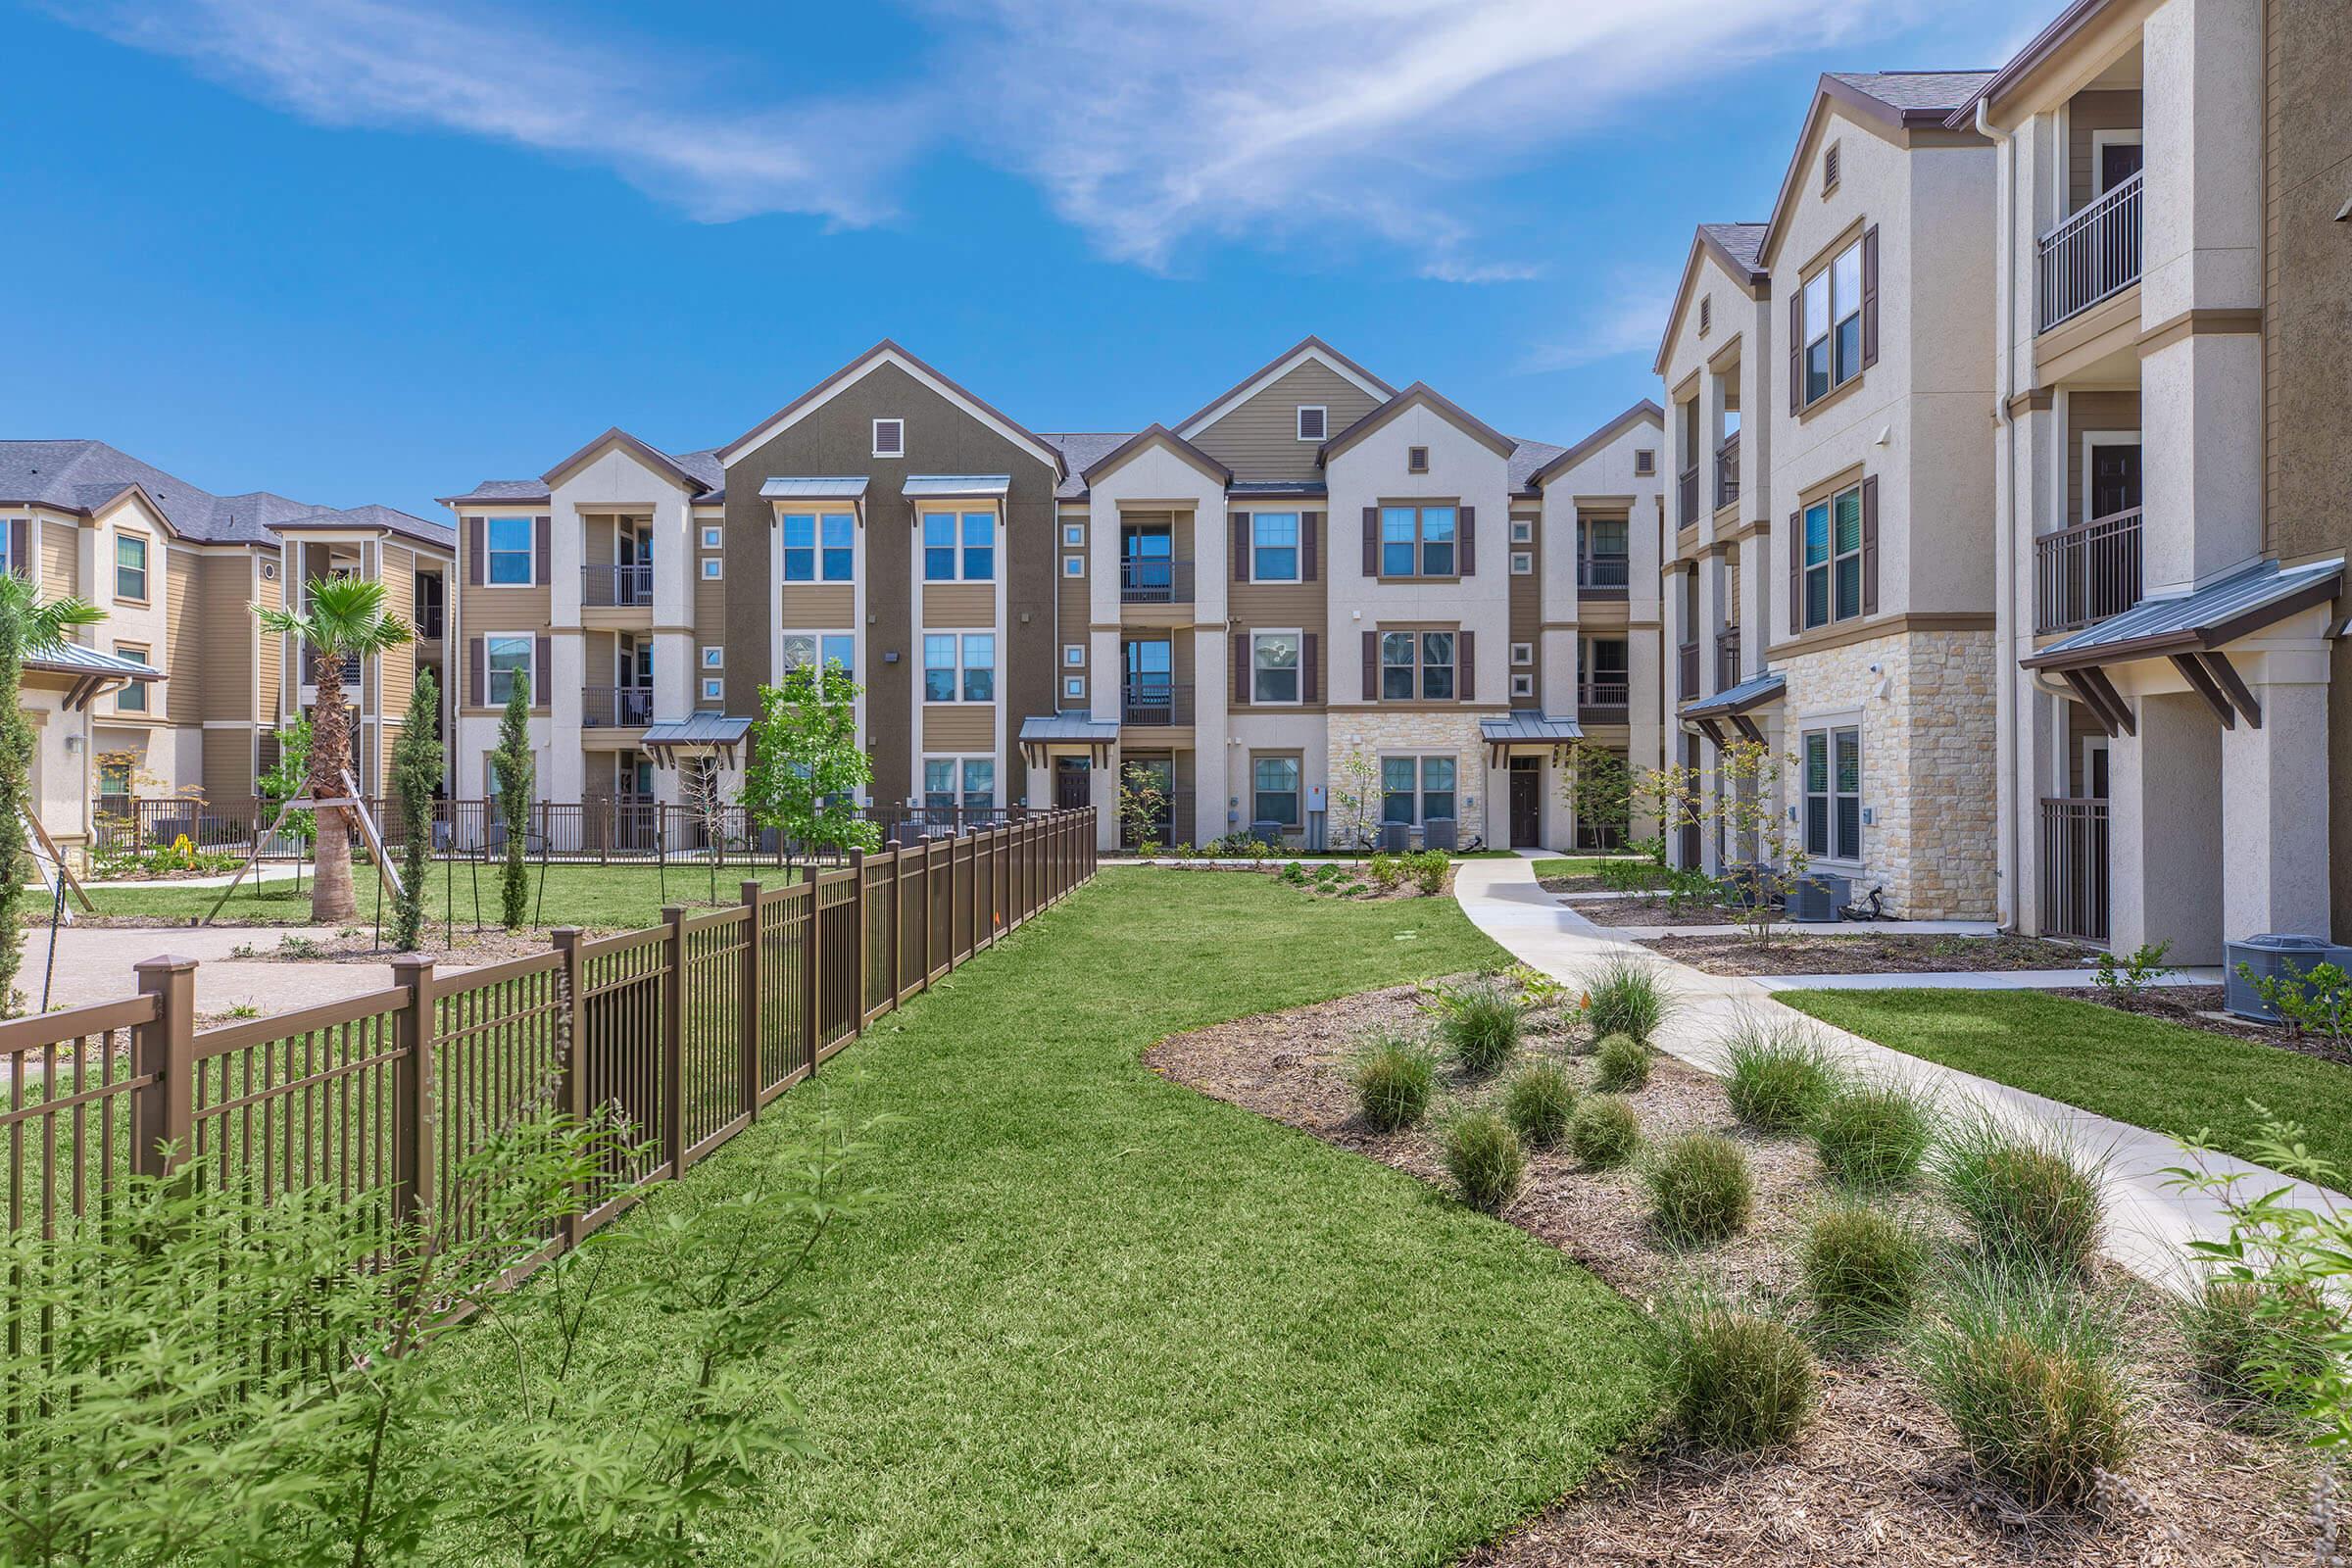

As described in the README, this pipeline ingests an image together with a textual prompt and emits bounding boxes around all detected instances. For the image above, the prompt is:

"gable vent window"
[871,417,906,459]
[1634,449,1656,477]
[1296,405,1327,442]
[1407,446,1429,474]
[1698,297,1712,335]
[1823,141,1840,195]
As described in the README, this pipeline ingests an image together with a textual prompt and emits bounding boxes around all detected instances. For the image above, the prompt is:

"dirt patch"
[1145,981,2330,1568]
[1642,933,2096,977]
[1566,895,1749,927]
[2051,985,2352,1067]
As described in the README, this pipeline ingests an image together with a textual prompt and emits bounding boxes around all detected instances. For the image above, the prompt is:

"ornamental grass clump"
[1442,1110,1527,1211]
[1722,1022,1841,1135]
[1349,1035,1436,1133]
[1935,1116,2108,1278]
[1800,1200,1933,1342]
[1502,1061,1578,1151]
[1811,1082,1936,1191]
[1658,1294,1819,1451]
[1911,1266,2138,1511]
[1568,1095,1642,1169]
[1592,1033,1651,1093]
[1583,955,1673,1044]
[1427,977,1526,1078]
[1643,1132,1755,1245]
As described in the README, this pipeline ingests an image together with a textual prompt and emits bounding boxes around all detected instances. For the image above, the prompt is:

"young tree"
[388,668,444,952]
[1328,748,1382,859]
[680,755,729,905]
[491,668,535,929]
[254,577,412,923]
[1115,760,1168,855]
[0,577,104,1016]
[741,661,878,874]
[1561,741,1632,854]
[1642,740,1810,948]
[258,713,317,852]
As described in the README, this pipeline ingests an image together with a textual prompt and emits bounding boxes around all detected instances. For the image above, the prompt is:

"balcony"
[297,647,361,691]
[2034,508,2143,634]
[2038,797,2109,943]
[1715,626,1742,692]
[584,563,655,609]
[1576,554,1630,598]
[1677,641,1698,702]
[581,686,654,728]
[1714,433,1740,511]
[1578,678,1630,724]
[2038,170,2141,332]
[1119,557,1194,606]
[1121,682,1194,727]
[1676,464,1699,530]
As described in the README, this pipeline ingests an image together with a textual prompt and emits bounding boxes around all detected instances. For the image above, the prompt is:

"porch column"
[1701,549,1733,696]
[1736,540,1769,681]
[1191,634,1227,846]
[2220,674,2330,942]
[2108,691,2223,963]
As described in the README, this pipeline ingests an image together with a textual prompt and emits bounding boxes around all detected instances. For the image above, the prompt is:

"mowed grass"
[1777,987,2352,1176]
[1531,856,1644,880]
[86,861,788,933]
[475,867,1659,1566]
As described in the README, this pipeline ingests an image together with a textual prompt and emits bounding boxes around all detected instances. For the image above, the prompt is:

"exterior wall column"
[2108,691,2223,962]
[2221,670,2331,941]
[1192,633,1227,846]
[1701,549,1733,696]
[1697,372,1729,549]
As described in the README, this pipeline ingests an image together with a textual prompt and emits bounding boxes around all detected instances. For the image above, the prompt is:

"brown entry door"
[1508,763,1541,849]
[1054,757,1091,810]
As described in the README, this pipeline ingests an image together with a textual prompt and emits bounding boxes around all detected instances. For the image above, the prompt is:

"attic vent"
[1634,449,1657,477]
[1698,296,1712,335]
[260,560,279,581]
[1407,446,1430,474]
[871,417,905,459]
[1823,141,1840,194]
[1296,405,1327,442]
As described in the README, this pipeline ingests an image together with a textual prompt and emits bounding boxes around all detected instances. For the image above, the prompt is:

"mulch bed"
[2052,985,2352,1066]
[1565,894,1748,927]
[1642,933,2096,977]
[1145,979,2330,1568]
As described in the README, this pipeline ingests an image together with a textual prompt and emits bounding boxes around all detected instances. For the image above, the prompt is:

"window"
[701,525,723,550]
[922,632,994,702]
[780,513,854,582]
[1250,513,1299,582]
[1296,405,1326,441]
[1510,551,1532,575]
[1381,756,1455,824]
[1252,756,1301,827]
[1407,446,1429,474]
[1509,518,1533,544]
[923,511,996,580]
[98,757,132,801]
[1251,632,1300,704]
[115,533,149,601]
[1803,726,1862,861]
[1063,555,1084,577]
[485,516,532,585]
[1801,235,1865,404]
[1823,140,1840,194]
[1509,641,1533,666]
[701,558,722,579]
[701,676,724,703]
[1634,449,1656,477]
[781,633,856,697]
[1378,504,1456,577]
[1062,644,1085,666]
[1800,482,1865,629]
[1510,672,1534,699]
[924,758,993,811]
[484,635,532,705]
[1063,675,1086,701]
[1379,629,1455,700]
[1063,522,1086,547]
[872,417,905,458]
[115,644,149,710]
[701,645,723,669]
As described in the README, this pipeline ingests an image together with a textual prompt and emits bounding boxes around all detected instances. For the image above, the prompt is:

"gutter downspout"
[1980,95,2020,934]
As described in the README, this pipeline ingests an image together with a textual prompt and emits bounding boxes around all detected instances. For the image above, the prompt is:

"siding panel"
[1189,362,1384,482]
[922,705,995,750]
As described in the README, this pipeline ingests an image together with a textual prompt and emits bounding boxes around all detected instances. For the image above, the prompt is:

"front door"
[1508,761,1541,849]
[2088,440,2141,521]
[1054,756,1091,810]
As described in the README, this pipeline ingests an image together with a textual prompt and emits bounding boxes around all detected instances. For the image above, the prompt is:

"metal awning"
[903,474,1011,500]
[27,640,164,711]
[760,476,870,501]
[641,713,752,767]
[1478,711,1584,768]
[1680,669,1785,746]
[1019,711,1117,765]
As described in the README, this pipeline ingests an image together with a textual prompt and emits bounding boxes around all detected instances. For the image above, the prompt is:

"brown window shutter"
[1360,630,1377,701]
[1788,293,1803,414]
[1860,476,1880,615]
[1302,631,1319,703]
[1301,512,1320,580]
[1861,225,1880,368]
[1231,632,1250,706]
[1230,512,1250,583]
[534,515,552,586]
[1458,507,1476,575]
[1459,629,1476,702]
[534,634,551,704]
[1788,510,1801,635]
[466,517,483,586]
[468,637,484,708]
[1361,507,1378,577]
[8,518,25,578]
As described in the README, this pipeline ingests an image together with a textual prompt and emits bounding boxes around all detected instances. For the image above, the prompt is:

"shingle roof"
[444,440,723,509]
[1036,433,1133,499]
[1827,70,1998,116]
[268,502,454,550]
[1508,439,1567,496]
[0,440,447,549]
[441,478,551,505]
[2020,558,2345,671]
[1698,222,1770,274]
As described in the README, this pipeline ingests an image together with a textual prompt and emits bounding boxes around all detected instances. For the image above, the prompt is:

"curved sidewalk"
[1452,857,2338,1290]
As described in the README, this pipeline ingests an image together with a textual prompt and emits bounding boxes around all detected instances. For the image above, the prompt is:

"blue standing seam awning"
[1020,711,1117,764]
[642,713,752,767]
[1478,711,1584,767]
[1679,668,1785,746]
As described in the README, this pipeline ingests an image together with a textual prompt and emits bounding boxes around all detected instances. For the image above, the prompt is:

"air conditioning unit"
[1784,873,1850,924]
[1379,821,1411,853]
[1250,819,1283,847]
[1422,816,1458,852]
[2224,933,2352,1021]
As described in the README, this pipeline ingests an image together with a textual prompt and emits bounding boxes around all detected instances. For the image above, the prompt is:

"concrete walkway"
[20,925,462,1017]
[1750,967,2222,993]
[1610,918,2007,939]
[1451,857,2335,1290]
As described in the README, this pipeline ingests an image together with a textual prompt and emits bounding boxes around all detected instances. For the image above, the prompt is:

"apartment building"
[0,441,453,850]
[1656,73,2000,917]
[1970,0,2350,960]
[442,339,1664,853]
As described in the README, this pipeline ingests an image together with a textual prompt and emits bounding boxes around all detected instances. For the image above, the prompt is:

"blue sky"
[3,0,2049,521]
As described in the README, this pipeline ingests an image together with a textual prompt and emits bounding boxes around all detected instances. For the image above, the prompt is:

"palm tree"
[0,575,105,1014]
[255,576,412,923]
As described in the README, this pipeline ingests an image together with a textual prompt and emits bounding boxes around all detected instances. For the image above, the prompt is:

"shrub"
[1278,862,1307,886]
[1349,1036,1436,1133]
[1721,1022,1841,1134]
[1426,977,1526,1077]
[1503,1062,1578,1150]
[1658,1295,1818,1450]
[1911,1267,2137,1510]
[1935,1116,2107,1277]
[1584,955,1673,1043]
[2181,1276,2334,1421]
[1800,1201,1932,1341]
[2090,939,2173,1011]
[1568,1095,1642,1168]
[1367,853,1404,891]
[1442,1111,1526,1210]
[1592,1032,1651,1093]
[1406,849,1447,895]
[1643,1132,1755,1244]
[1811,1083,1935,1191]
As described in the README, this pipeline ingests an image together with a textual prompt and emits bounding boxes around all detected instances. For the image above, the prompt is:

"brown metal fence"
[4,808,1096,1318]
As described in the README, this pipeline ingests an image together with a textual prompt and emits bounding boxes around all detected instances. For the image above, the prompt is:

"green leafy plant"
[490,666,534,930]
[1582,955,1673,1044]
[1643,1131,1754,1244]
[0,577,104,1016]
[1592,1032,1651,1093]
[742,660,882,874]
[1721,1021,1841,1134]
[1657,1293,1818,1450]
[1441,1110,1526,1211]
[1367,853,1404,892]
[1406,849,1447,895]
[1278,862,1308,887]
[1568,1095,1642,1168]
[388,667,443,952]
[1559,740,1632,855]
[1810,1082,1936,1191]
[1114,761,1168,856]
[2180,1276,2335,1426]
[1800,1201,1931,1342]
[1349,1035,1437,1133]
[1423,976,1525,1077]
[2091,939,2174,1010]
[1935,1115,2107,1277]
[1641,741,1810,947]
[2235,957,2352,1047]
[1502,1062,1578,1151]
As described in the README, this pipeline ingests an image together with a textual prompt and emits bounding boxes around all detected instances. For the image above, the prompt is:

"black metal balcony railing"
[1119,557,1194,606]
[1676,465,1700,529]
[2039,169,2142,331]
[2034,507,2143,634]
[2038,797,2110,942]
[298,647,361,689]
[584,563,655,608]
[1677,640,1699,702]
[1121,682,1195,726]
[1579,678,1630,718]
[1715,626,1742,692]
[581,686,654,727]
[1715,432,1741,511]
[1576,554,1631,595]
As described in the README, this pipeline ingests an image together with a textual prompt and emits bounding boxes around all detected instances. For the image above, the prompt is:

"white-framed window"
[1407,445,1429,474]
[1062,644,1085,667]
[1250,630,1300,704]
[1296,405,1327,441]
[781,513,853,582]
[1800,481,1865,629]
[922,632,995,702]
[484,634,532,706]
[923,756,993,812]
[1801,234,1866,405]
[701,645,723,669]
[1378,504,1456,578]
[1251,755,1301,827]
[2089,130,2143,198]
[1250,512,1299,582]
[1379,629,1455,701]
[701,558,722,579]
[1509,672,1534,700]
[114,643,150,711]
[922,510,995,580]
[700,524,723,550]
[1063,555,1084,577]
[1063,675,1086,701]
[481,516,532,585]
[115,532,150,601]
[1801,725,1862,861]
[1509,641,1533,666]
[701,676,724,703]
[1509,518,1533,544]
[1634,449,1656,477]
[1510,551,1532,575]
[780,632,856,686]
[872,417,905,459]
[1380,756,1456,825]
[1062,522,1085,547]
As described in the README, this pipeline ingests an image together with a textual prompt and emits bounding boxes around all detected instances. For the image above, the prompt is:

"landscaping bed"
[1642,932,2093,976]
[2050,984,2352,1064]
[1149,978,2330,1567]
[1565,894,1749,927]
[1132,857,1455,901]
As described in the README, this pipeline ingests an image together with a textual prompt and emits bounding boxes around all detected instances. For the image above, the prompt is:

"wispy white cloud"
[1520,269,1679,370]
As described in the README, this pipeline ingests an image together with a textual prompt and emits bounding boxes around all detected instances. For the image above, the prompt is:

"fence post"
[387,955,437,1231]
[129,955,197,1177]
[549,928,587,1247]
[661,905,687,1176]
[849,849,868,1036]
[740,881,762,1117]
[800,878,821,1077]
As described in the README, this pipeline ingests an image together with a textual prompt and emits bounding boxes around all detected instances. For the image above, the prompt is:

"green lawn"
[479,867,1658,1566]
[1777,987,2352,1176]
[85,861,791,933]
[1531,856,1643,880]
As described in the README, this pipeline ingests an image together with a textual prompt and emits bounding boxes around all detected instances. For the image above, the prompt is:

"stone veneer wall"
[1329,710,1494,843]
[1778,628,1996,919]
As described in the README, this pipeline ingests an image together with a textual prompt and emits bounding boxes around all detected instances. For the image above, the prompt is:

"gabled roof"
[1172,336,1395,439]
[0,440,446,549]
[1036,433,1131,500]
[1525,400,1666,491]
[715,340,1064,476]
[1941,0,2115,130]
[1319,382,1515,466]
[542,427,711,495]
[269,503,455,552]
[445,442,722,510]
[436,477,552,507]
[2020,559,2345,672]
[1757,71,1994,269]
[1078,424,1233,489]
[1653,224,1770,374]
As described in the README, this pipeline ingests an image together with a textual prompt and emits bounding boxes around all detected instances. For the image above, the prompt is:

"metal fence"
[2037,797,2109,943]
[2,808,1097,1325]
